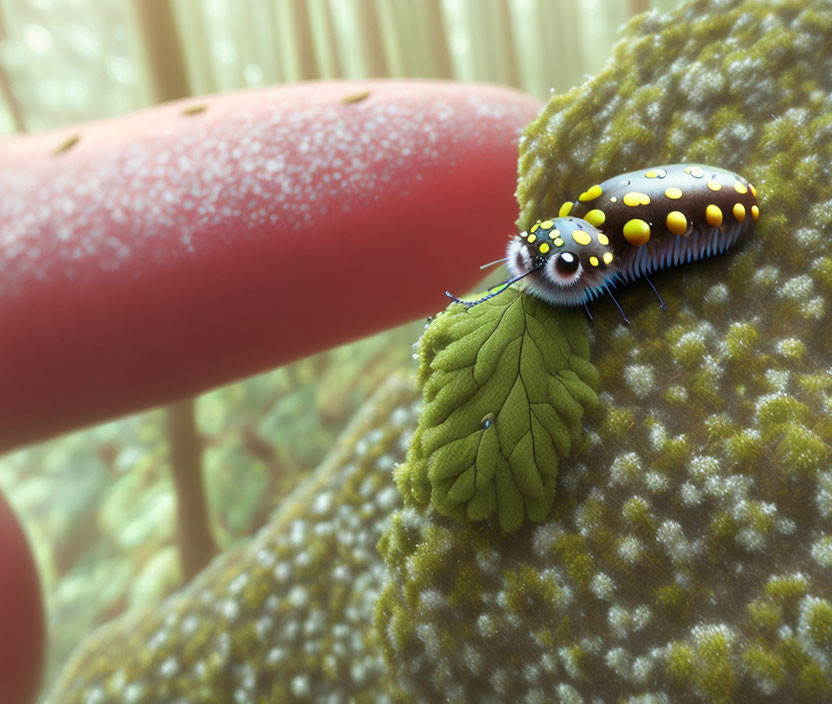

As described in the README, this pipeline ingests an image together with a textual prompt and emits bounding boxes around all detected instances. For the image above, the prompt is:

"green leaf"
[397,288,600,532]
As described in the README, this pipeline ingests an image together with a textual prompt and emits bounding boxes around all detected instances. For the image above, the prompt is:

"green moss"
[805,598,832,648]
[776,425,829,476]
[756,395,809,435]
[764,574,809,605]
[560,644,590,681]
[377,512,420,567]
[708,511,739,545]
[651,432,690,474]
[669,328,708,367]
[447,562,487,609]
[812,256,832,292]
[553,534,596,591]
[799,372,832,396]
[798,662,832,700]
[721,322,761,366]
[777,636,812,673]
[747,599,784,634]
[695,628,738,703]
[722,428,765,470]
[664,384,690,406]
[665,642,696,685]
[704,412,736,444]
[742,645,786,689]
[501,566,570,617]
[656,584,693,623]
[690,367,727,410]
[598,405,637,442]
[621,495,656,536]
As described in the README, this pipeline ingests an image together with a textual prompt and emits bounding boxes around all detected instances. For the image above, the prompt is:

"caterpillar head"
[505,217,617,306]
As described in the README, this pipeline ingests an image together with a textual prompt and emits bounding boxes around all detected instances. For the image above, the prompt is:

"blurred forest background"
[0,0,682,132]
[0,0,685,692]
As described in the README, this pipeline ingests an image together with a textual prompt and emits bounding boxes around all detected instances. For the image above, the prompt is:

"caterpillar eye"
[547,251,583,286]
[555,252,580,275]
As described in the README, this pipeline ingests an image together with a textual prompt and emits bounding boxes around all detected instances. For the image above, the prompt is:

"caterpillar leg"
[583,303,593,322]
[644,275,667,311]
[607,290,630,326]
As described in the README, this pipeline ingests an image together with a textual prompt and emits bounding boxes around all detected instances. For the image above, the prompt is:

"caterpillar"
[447,164,759,323]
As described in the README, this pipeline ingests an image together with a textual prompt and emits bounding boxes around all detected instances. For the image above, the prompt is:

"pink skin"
[0,491,44,704]
[0,81,542,452]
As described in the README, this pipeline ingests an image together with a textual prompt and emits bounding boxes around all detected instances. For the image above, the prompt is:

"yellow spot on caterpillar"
[733,181,748,194]
[666,211,688,236]
[623,219,651,246]
[572,230,592,246]
[706,204,723,227]
[539,242,550,254]
[707,180,722,191]
[733,203,746,222]
[527,234,537,243]
[610,196,618,202]
[685,166,705,178]
[645,168,667,178]
[589,256,599,267]
[531,223,540,233]
[623,191,650,206]
[665,187,683,199]
[553,237,564,246]
[585,209,606,226]
[603,252,614,265]
[597,233,610,245]
[751,205,760,220]
[579,184,603,201]
[749,184,757,198]
[549,229,560,239]
[559,201,573,217]
[541,220,554,229]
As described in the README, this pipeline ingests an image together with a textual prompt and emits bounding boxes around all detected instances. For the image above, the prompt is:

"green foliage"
[396,288,599,532]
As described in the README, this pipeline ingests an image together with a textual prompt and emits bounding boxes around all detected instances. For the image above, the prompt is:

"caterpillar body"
[449,164,759,315]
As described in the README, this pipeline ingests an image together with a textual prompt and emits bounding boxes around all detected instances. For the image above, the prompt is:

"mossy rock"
[376,0,832,701]
[46,376,420,704]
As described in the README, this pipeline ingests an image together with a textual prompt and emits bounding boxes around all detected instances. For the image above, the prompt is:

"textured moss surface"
[49,0,832,702]
[377,0,832,701]
[397,290,598,532]
[46,376,420,704]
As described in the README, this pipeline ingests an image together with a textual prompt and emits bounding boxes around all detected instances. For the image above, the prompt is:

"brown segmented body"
[559,163,759,286]
[447,164,760,312]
